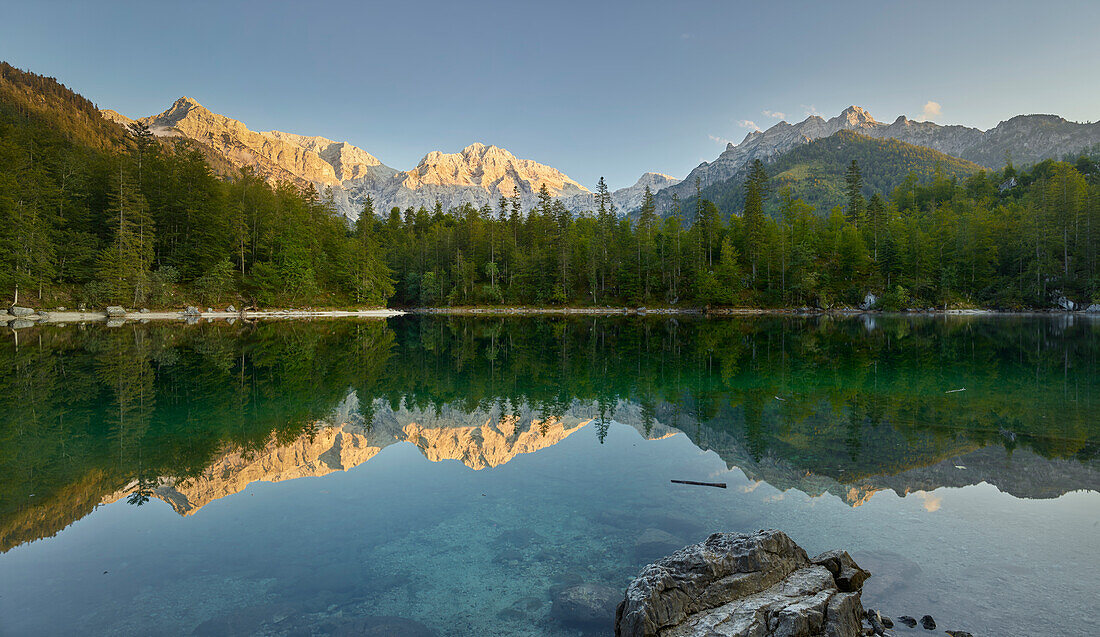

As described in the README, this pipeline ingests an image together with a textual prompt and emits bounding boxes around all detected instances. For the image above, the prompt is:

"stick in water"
[671,480,727,488]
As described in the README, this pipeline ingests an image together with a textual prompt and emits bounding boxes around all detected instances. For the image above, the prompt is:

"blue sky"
[2,0,1099,189]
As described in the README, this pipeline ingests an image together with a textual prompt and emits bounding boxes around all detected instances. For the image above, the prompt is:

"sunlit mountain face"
[1,315,1097,635]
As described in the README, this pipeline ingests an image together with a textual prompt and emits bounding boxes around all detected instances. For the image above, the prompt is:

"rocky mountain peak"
[837,105,877,127]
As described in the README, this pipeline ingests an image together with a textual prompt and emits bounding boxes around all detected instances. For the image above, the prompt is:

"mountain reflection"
[2,315,1097,552]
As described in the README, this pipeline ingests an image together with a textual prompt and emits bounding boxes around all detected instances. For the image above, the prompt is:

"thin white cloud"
[763,109,786,120]
[739,120,761,132]
[708,134,734,145]
[917,100,942,122]
[802,104,823,117]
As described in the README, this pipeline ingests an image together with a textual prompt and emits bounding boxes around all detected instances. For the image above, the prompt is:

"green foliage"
[679,130,984,219]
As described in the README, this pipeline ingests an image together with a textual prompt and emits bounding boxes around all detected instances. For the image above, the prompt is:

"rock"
[944,632,973,637]
[615,530,867,637]
[1054,296,1076,311]
[552,582,620,629]
[920,615,936,630]
[34,311,49,321]
[896,616,917,628]
[105,306,127,317]
[9,306,35,317]
[106,318,126,328]
[226,305,237,313]
[207,307,213,312]
[182,306,201,316]
[56,306,66,311]
[632,527,684,560]
[811,549,871,592]
[860,293,878,311]
[139,308,150,313]
[1085,304,1100,313]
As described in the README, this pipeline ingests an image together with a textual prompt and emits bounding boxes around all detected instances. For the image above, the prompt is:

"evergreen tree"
[845,159,865,225]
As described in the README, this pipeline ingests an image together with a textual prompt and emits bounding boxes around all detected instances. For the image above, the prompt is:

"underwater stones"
[495,527,544,548]
[105,306,127,317]
[552,582,621,629]
[896,616,917,628]
[919,614,936,630]
[944,631,973,637]
[632,527,684,560]
[614,530,868,637]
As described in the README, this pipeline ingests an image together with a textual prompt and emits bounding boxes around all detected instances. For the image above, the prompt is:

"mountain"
[562,172,681,214]
[344,141,590,216]
[678,130,983,217]
[102,98,608,219]
[657,105,1100,212]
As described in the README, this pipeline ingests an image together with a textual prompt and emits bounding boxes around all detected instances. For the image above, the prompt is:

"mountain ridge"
[101,97,678,219]
[656,104,1100,212]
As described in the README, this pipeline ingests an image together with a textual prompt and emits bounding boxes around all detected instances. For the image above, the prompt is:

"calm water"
[0,315,1097,636]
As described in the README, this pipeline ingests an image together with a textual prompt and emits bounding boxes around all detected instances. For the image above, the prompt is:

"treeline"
[0,65,393,308]
[378,154,1100,309]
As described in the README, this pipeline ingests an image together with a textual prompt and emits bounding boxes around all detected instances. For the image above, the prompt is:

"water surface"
[1,315,1097,636]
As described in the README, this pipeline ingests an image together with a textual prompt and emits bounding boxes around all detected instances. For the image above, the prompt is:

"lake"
[0,314,1097,636]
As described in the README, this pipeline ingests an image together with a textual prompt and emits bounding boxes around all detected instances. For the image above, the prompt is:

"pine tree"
[845,159,865,225]
[743,160,767,284]
[97,165,153,305]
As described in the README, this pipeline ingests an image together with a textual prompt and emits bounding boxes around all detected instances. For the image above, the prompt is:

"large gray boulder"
[1054,296,1076,311]
[615,530,867,637]
[1085,304,1100,314]
[9,306,35,317]
[860,293,878,311]
[181,306,202,317]
[105,306,127,317]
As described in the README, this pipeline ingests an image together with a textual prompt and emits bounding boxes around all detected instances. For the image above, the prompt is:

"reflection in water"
[0,315,1098,636]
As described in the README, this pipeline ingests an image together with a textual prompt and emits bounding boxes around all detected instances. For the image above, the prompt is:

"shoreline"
[1,308,404,326]
[4,305,1098,327]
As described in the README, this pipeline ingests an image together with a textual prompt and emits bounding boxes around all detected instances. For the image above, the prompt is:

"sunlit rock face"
[100,99,687,219]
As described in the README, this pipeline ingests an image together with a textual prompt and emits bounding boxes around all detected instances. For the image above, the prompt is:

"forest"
[3,62,1100,310]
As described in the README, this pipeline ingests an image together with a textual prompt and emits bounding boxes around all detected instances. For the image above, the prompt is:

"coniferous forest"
[3,62,1100,311]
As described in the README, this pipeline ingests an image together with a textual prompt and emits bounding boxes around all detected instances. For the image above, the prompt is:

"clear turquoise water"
[0,315,1097,636]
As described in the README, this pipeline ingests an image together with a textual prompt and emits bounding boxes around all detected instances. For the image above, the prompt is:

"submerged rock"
[552,582,621,629]
[614,530,867,637]
[920,614,936,630]
[896,616,917,628]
